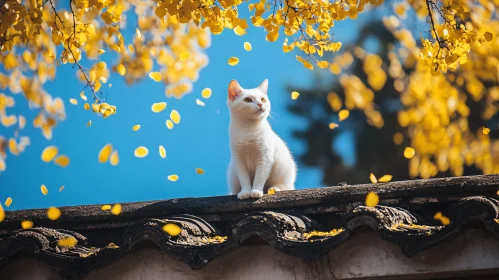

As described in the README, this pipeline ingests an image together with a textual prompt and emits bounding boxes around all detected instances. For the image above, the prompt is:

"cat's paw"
[268,186,281,195]
[237,190,251,200]
[250,189,263,198]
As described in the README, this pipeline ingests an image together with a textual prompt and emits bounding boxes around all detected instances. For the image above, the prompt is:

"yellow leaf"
[433,212,450,225]
[98,144,113,163]
[227,57,239,66]
[132,125,141,131]
[0,204,4,222]
[291,91,300,100]
[80,91,87,101]
[101,205,112,211]
[168,175,179,182]
[70,98,78,105]
[244,42,252,51]
[159,145,166,158]
[149,72,162,82]
[339,109,350,121]
[58,237,78,247]
[404,147,415,159]
[117,64,126,76]
[136,28,141,39]
[41,184,48,195]
[484,32,493,42]
[47,207,61,220]
[170,110,181,124]
[41,146,58,162]
[84,103,90,110]
[21,220,33,229]
[196,168,204,174]
[317,61,329,68]
[166,120,174,129]
[134,146,149,158]
[369,173,377,184]
[54,155,70,168]
[268,187,276,195]
[201,88,212,99]
[196,99,205,106]
[97,49,106,54]
[483,127,490,135]
[5,197,12,207]
[110,151,119,166]
[365,191,379,207]
[18,115,26,129]
[163,223,181,236]
[179,51,190,61]
[151,102,167,113]
[378,175,393,183]
[59,185,64,192]
[111,204,122,215]
[86,120,92,127]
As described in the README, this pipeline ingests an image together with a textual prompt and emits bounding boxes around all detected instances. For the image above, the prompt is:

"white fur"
[226,79,297,199]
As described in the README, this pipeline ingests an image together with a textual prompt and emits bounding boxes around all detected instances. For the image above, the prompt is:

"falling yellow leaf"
[291,91,300,100]
[21,220,33,229]
[80,91,87,101]
[58,237,77,247]
[41,146,58,162]
[149,72,162,82]
[484,32,493,42]
[132,125,141,131]
[196,168,204,174]
[196,99,205,106]
[18,115,26,129]
[98,144,113,163]
[339,109,350,121]
[317,61,329,68]
[151,102,167,113]
[134,146,149,158]
[47,207,61,220]
[84,103,90,110]
[170,110,181,124]
[97,49,106,54]
[54,155,70,168]
[41,184,48,195]
[483,127,491,135]
[136,28,141,39]
[179,51,190,61]
[369,173,377,184]
[244,42,252,51]
[159,145,166,158]
[109,84,112,88]
[201,88,212,99]
[378,175,393,183]
[101,205,112,211]
[365,191,379,207]
[0,204,4,222]
[404,147,415,159]
[59,185,64,192]
[111,204,122,215]
[227,57,239,66]
[233,26,247,36]
[5,197,12,207]
[110,151,119,166]
[168,175,179,182]
[86,120,92,127]
[116,64,126,76]
[163,223,182,236]
[434,212,450,225]
[329,123,339,130]
[70,98,78,105]
[166,120,174,129]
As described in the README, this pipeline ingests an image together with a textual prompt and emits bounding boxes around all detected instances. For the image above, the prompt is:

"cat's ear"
[258,79,268,94]
[228,80,242,101]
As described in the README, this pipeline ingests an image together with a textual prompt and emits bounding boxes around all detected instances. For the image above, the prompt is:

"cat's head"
[227,79,270,121]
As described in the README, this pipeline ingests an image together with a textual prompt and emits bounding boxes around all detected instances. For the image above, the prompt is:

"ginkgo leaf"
[196,99,205,106]
[80,91,87,101]
[268,187,276,195]
[0,204,4,222]
[484,32,493,42]
[483,127,490,135]
[434,212,450,225]
[339,109,350,121]
[54,155,70,168]
[111,204,122,215]
[136,28,141,39]
[41,146,58,162]
[159,145,166,158]
[244,42,252,51]
[59,185,64,192]
[378,175,393,183]
[98,144,113,163]
[134,146,148,158]
[18,115,26,129]
[166,120,174,129]
[329,123,339,130]
[110,151,119,166]
[132,125,141,131]
[47,207,61,220]
[201,88,212,99]
[317,61,329,68]
[196,168,204,174]
[117,64,126,76]
[97,49,106,54]
[149,72,162,82]
[70,98,78,105]
[227,57,239,66]
[404,147,415,159]
[101,205,112,211]
[5,197,12,207]
[84,103,90,110]
[151,102,167,113]
[41,184,48,195]
[21,220,33,229]
[179,51,190,61]
[170,110,181,124]
[365,191,379,207]
[163,223,181,236]
[168,175,179,181]
[86,120,92,127]
[291,91,300,100]
[369,173,377,184]
[58,237,78,247]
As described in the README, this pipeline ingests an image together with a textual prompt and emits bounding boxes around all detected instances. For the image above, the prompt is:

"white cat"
[226,79,297,200]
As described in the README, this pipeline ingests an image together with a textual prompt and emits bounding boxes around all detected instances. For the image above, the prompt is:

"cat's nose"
[258,103,263,108]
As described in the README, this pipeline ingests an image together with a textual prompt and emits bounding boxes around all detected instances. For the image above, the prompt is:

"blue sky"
[0,7,372,210]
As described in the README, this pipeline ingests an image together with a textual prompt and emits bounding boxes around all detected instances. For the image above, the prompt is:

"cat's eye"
[244,98,252,103]
[261,97,266,103]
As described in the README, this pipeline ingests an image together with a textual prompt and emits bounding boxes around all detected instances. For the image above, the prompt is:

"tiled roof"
[1,174,499,279]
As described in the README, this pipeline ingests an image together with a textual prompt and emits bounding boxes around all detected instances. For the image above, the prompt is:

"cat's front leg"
[234,158,252,200]
[251,159,273,198]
